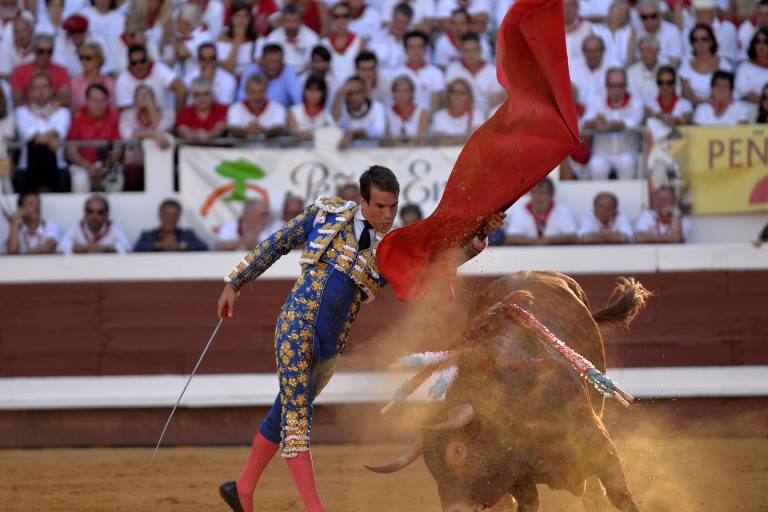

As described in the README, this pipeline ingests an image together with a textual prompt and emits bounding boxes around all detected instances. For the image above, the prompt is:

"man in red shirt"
[66,83,122,192]
[11,33,70,106]
[175,77,228,141]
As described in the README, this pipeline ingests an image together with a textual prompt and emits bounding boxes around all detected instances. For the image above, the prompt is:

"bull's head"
[366,403,520,511]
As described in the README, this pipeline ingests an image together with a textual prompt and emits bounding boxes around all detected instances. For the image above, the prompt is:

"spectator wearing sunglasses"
[115,43,187,112]
[645,65,692,127]
[10,33,71,107]
[734,28,768,104]
[60,194,131,254]
[635,0,683,68]
[70,41,116,112]
[183,43,236,105]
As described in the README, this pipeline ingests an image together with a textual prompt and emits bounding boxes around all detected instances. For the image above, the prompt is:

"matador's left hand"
[478,211,506,238]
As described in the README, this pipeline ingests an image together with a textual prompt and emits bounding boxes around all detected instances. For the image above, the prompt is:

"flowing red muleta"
[376,0,580,302]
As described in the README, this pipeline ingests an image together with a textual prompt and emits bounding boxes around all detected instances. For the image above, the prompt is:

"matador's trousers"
[259,261,363,457]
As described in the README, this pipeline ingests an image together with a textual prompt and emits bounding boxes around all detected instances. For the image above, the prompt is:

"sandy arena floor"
[0,433,766,512]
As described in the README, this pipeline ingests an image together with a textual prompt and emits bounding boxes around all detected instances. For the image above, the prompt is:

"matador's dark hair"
[359,165,399,202]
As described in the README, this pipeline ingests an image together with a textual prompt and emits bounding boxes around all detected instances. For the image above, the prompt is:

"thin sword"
[150,318,224,465]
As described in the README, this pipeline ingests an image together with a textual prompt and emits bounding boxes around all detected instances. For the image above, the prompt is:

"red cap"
[62,14,88,33]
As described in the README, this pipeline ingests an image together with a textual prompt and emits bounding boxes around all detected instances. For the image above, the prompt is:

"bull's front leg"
[509,480,539,512]
[591,444,640,512]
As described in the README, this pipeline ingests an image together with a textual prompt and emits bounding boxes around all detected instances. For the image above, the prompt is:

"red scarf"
[526,201,555,237]
[406,60,427,72]
[244,99,268,117]
[709,98,732,117]
[392,103,416,121]
[303,101,323,118]
[447,31,459,49]
[80,220,112,243]
[606,92,630,109]
[460,59,486,76]
[329,32,356,53]
[657,94,678,114]
[127,61,154,80]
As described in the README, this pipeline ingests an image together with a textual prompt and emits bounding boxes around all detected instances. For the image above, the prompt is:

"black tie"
[358,220,372,251]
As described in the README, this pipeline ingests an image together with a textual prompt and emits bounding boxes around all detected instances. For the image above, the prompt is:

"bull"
[366,270,650,512]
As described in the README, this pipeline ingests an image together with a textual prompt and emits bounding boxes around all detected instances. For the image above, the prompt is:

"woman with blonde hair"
[70,41,116,111]
[430,78,483,145]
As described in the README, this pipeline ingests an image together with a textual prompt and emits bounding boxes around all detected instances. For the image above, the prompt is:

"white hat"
[692,0,717,9]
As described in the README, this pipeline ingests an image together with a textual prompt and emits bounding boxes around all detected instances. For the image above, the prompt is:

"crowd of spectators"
[0,0,765,194]
[0,178,697,255]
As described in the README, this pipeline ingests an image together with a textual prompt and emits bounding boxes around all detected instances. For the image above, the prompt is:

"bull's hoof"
[219,480,245,512]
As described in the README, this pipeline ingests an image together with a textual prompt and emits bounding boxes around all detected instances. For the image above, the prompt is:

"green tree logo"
[215,159,266,202]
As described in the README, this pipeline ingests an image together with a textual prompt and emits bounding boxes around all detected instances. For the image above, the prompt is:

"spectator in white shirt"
[679,23,732,107]
[332,75,387,148]
[635,0,683,67]
[505,178,578,245]
[115,43,187,111]
[216,2,258,78]
[737,0,768,61]
[569,34,614,108]
[445,32,504,116]
[627,34,661,105]
[189,0,225,39]
[692,70,752,125]
[301,45,339,106]
[60,194,131,254]
[436,0,490,35]
[106,16,161,76]
[2,191,59,254]
[430,77,484,144]
[635,185,690,243]
[385,74,429,144]
[578,191,633,244]
[683,0,738,65]
[354,50,390,105]
[14,73,71,193]
[592,0,635,67]
[287,73,335,140]
[215,197,273,251]
[391,30,445,111]
[348,0,382,39]
[367,1,410,71]
[734,28,768,104]
[322,2,365,84]
[645,65,693,140]
[227,72,288,138]
[564,0,595,63]
[184,42,237,105]
[82,0,126,49]
[433,8,491,69]
[381,0,433,32]
[0,11,34,79]
[264,3,320,74]
[582,67,644,180]
[163,3,213,77]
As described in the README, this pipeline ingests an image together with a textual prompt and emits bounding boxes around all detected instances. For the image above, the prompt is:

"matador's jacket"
[225,196,485,458]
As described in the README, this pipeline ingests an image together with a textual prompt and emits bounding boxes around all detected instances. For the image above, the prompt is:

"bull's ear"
[423,404,475,432]
[364,438,423,474]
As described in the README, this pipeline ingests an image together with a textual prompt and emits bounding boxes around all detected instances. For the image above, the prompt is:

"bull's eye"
[445,440,468,469]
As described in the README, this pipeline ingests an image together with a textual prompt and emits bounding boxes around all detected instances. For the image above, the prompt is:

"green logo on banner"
[215,159,266,201]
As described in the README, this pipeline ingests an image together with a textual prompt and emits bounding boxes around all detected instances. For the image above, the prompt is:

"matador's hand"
[479,211,506,238]
[217,284,239,320]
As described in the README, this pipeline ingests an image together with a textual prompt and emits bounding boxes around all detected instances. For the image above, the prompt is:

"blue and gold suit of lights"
[225,196,388,458]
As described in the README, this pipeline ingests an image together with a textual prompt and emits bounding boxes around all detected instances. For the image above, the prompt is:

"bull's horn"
[423,403,475,432]
[364,438,423,473]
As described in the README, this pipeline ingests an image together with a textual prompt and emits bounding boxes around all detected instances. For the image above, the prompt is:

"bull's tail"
[592,277,652,327]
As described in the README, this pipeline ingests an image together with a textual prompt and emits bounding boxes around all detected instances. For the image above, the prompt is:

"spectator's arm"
[5,214,21,254]
[541,233,578,245]
[133,232,156,252]
[579,232,630,244]
[176,124,197,140]
[26,237,57,254]
[169,78,187,112]
[331,86,345,122]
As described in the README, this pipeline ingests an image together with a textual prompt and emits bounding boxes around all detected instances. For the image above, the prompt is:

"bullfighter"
[216,165,504,512]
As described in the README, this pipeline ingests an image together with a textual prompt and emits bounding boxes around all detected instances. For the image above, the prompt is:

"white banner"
[178,145,463,235]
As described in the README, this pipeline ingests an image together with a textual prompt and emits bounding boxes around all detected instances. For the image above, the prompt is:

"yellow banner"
[671,125,768,214]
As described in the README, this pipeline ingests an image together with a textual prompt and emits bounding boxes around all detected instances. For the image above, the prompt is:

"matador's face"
[360,187,399,233]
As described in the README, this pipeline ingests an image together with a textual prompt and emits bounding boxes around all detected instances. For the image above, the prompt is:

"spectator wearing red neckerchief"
[578,191,634,244]
[581,67,644,180]
[635,185,691,243]
[504,177,578,246]
[0,11,34,79]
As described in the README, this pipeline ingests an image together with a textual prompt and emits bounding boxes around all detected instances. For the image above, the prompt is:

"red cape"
[376,0,580,302]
